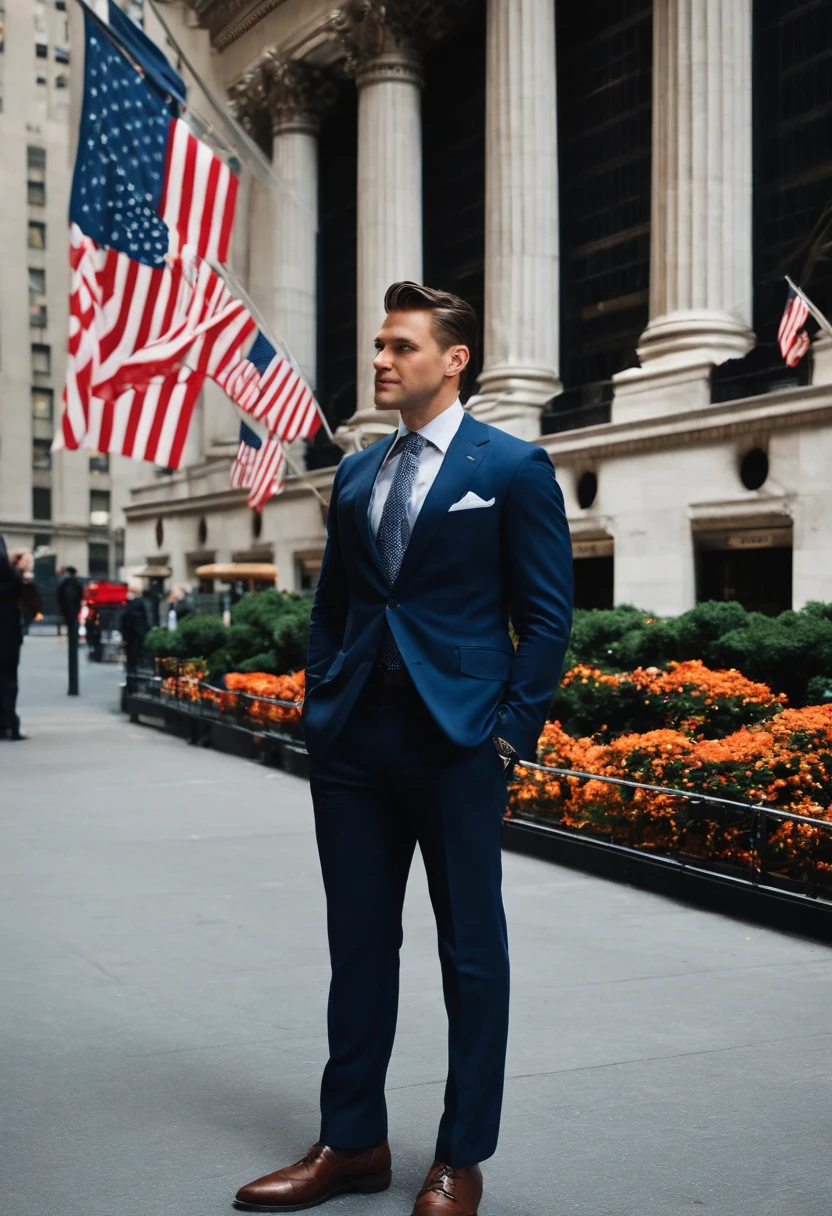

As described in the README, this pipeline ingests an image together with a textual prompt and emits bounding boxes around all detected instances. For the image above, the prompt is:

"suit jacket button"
[388,599,398,609]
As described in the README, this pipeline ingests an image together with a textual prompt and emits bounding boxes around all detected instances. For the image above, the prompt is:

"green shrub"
[674,600,750,662]
[806,674,832,704]
[550,673,649,738]
[565,601,832,707]
[711,612,832,706]
[140,591,312,680]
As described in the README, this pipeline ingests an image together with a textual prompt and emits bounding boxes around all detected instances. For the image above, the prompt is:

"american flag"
[231,421,287,510]
[217,332,322,444]
[778,285,810,368]
[56,3,239,468]
[95,253,256,401]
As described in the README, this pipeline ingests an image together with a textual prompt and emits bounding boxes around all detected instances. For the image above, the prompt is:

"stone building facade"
[0,0,144,577]
[124,0,832,615]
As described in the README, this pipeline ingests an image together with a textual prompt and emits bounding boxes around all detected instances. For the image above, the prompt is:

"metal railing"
[126,659,304,742]
[125,658,832,904]
[509,761,832,903]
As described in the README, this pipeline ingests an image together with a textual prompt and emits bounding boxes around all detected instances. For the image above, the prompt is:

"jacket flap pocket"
[458,646,513,681]
[323,650,346,680]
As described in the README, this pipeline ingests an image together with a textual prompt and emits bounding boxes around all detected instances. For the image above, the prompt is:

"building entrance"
[695,528,792,616]
[572,538,614,610]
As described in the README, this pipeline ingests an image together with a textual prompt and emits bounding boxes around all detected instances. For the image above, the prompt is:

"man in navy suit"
[235,283,573,1216]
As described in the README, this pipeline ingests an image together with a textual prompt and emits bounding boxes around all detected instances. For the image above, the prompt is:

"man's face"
[373,309,466,413]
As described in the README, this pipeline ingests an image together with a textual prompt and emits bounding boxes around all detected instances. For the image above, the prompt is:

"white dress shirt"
[368,398,465,539]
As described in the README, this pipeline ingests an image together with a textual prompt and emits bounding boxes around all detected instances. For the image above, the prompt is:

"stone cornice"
[124,465,338,519]
[538,384,832,464]
[0,519,112,540]
[173,0,291,51]
[208,0,470,61]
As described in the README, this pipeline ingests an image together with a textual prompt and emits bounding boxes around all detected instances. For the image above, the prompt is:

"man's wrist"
[493,735,518,772]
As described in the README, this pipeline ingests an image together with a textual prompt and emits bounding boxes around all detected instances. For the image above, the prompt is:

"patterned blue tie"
[376,430,427,669]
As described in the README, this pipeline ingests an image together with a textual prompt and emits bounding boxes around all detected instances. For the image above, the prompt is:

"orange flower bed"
[556,660,785,739]
[223,670,304,726]
[159,656,832,878]
[508,704,832,876]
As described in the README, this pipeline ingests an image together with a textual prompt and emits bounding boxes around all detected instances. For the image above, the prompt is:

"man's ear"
[445,344,470,379]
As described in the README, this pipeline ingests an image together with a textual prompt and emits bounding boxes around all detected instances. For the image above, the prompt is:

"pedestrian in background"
[0,538,41,741]
[121,578,152,676]
[56,566,84,633]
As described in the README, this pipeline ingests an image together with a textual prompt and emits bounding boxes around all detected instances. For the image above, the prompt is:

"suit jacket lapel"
[394,412,490,588]
[354,431,398,584]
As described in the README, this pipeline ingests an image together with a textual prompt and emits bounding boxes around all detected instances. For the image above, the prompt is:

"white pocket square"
[448,492,496,513]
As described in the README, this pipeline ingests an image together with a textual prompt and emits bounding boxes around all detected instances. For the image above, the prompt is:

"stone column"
[266,61,337,390]
[613,0,754,421]
[233,57,335,389]
[467,0,561,442]
[330,2,424,449]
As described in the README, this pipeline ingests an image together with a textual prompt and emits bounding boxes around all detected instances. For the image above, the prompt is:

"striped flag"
[778,285,810,368]
[60,223,205,468]
[159,119,238,265]
[231,421,287,510]
[217,333,322,443]
[93,253,256,402]
[55,4,238,468]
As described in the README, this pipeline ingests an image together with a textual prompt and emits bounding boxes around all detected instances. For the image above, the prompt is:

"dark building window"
[574,556,614,610]
[33,486,52,520]
[89,452,109,474]
[32,385,53,416]
[714,1,832,402]
[88,542,110,578]
[422,3,486,395]
[33,438,52,470]
[553,0,652,421]
[27,145,46,171]
[312,83,358,471]
[90,489,111,528]
[28,180,45,206]
[28,220,46,249]
[696,546,792,617]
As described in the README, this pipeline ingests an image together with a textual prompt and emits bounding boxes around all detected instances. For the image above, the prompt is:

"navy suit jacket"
[301,410,573,763]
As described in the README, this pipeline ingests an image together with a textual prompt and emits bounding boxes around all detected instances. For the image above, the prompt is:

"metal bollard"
[68,622,80,696]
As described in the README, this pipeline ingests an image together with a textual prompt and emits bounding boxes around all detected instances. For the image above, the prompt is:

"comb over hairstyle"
[383,281,479,399]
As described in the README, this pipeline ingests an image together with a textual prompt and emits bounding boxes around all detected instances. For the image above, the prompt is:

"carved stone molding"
[230,54,338,138]
[327,0,469,84]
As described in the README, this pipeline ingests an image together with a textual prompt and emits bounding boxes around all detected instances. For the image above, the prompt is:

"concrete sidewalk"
[3,637,832,1216]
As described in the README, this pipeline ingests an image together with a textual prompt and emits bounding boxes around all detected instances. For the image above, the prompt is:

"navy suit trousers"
[308,680,510,1168]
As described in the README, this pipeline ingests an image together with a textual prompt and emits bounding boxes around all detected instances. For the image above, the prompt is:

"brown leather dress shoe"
[233,1140,392,1212]
[411,1161,483,1215]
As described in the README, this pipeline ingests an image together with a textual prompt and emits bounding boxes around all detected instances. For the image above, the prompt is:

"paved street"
[3,638,832,1216]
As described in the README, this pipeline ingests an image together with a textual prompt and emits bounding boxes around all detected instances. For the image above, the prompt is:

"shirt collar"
[395,398,465,454]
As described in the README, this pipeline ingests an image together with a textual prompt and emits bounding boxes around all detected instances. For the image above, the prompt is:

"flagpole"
[280,448,332,510]
[785,275,832,341]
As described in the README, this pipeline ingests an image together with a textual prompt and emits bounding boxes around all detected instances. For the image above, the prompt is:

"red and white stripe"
[230,436,260,490]
[56,224,203,468]
[95,255,256,401]
[158,118,238,265]
[58,117,240,468]
[778,291,810,368]
[217,349,322,443]
[244,434,287,510]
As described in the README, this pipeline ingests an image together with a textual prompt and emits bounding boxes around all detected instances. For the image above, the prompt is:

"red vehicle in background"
[81,580,128,661]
